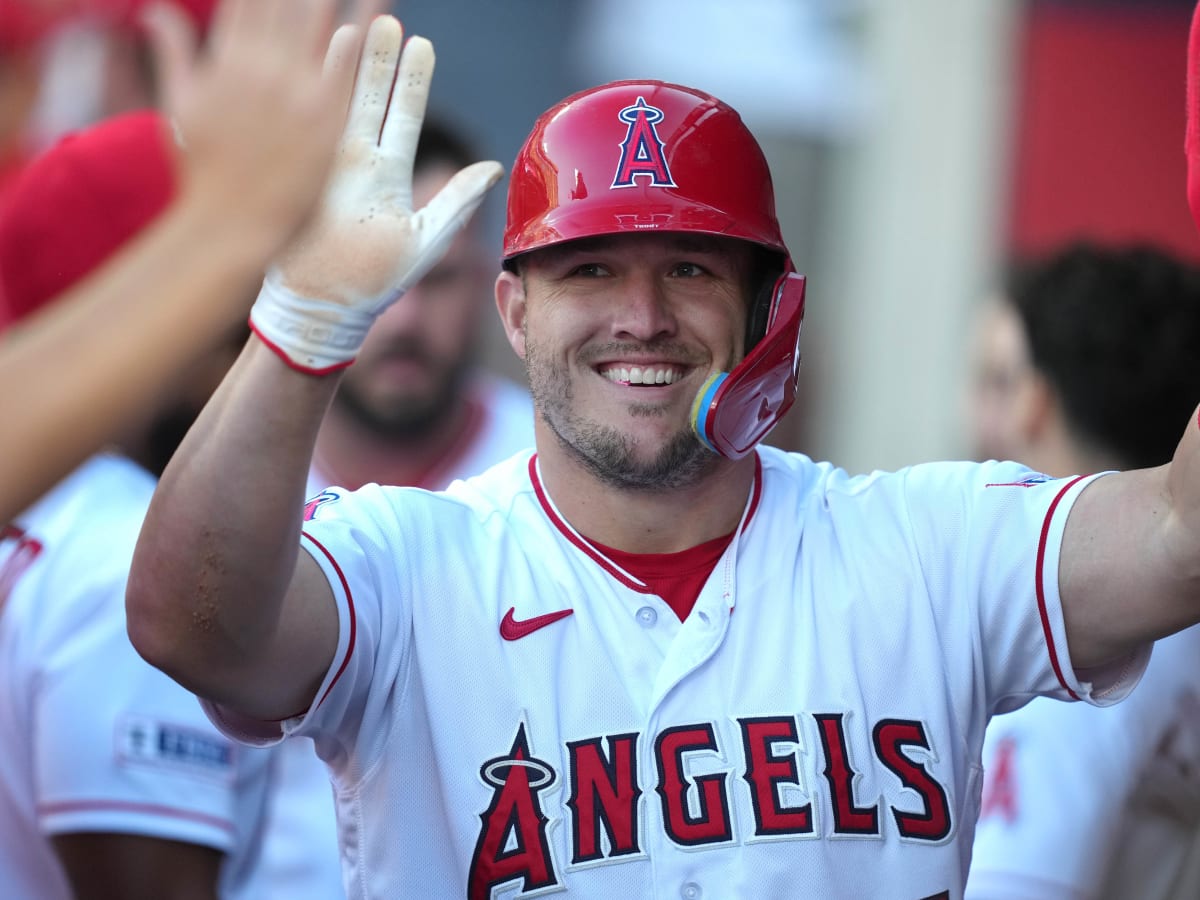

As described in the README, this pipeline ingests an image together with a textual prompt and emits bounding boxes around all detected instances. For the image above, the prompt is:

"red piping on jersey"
[301,531,357,708]
[526,453,762,591]
[37,799,234,833]
[1034,475,1085,701]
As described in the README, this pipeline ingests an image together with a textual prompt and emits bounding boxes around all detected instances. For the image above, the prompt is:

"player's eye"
[670,262,706,278]
[570,262,609,278]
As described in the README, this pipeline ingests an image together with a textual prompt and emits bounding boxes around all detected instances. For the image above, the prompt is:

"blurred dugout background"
[13,0,1199,475]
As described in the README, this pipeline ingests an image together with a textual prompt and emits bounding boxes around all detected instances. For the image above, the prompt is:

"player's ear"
[495,270,527,359]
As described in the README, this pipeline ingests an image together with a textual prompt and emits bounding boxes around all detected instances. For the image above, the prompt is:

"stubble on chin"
[525,342,716,491]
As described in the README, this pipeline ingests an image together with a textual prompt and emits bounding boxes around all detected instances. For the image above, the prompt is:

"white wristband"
[248,273,381,375]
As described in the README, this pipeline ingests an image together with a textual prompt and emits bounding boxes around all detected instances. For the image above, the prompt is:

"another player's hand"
[143,0,378,263]
[250,16,505,375]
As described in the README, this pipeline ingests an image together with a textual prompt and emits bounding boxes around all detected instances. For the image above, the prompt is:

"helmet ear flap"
[744,272,777,353]
[692,272,807,459]
[743,248,790,353]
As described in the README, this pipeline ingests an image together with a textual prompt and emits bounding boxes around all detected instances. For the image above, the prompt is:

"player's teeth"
[603,366,679,384]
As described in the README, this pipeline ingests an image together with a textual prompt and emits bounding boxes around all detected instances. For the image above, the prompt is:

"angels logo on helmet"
[611,97,676,189]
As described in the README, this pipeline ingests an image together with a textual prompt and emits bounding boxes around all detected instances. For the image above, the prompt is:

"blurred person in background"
[0,0,374,523]
[22,0,218,147]
[265,114,534,900]
[0,0,217,204]
[965,242,1200,900]
[0,107,275,900]
[0,0,68,199]
[0,0,381,891]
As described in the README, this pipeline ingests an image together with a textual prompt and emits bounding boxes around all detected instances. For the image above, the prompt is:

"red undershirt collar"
[528,453,763,621]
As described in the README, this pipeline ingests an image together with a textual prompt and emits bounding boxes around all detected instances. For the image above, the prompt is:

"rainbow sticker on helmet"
[611,97,677,189]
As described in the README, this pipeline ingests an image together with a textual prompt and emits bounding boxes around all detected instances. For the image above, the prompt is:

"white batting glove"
[250,17,505,375]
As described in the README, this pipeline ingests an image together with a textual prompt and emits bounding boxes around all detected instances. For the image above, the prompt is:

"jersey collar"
[526,452,762,599]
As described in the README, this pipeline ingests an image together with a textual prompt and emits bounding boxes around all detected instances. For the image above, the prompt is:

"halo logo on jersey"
[469,723,560,900]
[611,97,677,189]
[303,489,340,522]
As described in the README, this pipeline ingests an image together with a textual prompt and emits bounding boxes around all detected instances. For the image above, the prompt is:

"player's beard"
[524,338,718,491]
[333,341,470,439]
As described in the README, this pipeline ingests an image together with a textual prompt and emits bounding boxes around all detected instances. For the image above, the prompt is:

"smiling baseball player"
[126,12,1200,900]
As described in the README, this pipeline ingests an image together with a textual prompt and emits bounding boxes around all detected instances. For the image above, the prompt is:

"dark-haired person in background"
[966,242,1200,900]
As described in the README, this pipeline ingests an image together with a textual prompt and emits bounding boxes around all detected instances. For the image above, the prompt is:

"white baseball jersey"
[206,447,1147,900]
[0,454,273,900]
[263,373,534,900]
[965,624,1200,900]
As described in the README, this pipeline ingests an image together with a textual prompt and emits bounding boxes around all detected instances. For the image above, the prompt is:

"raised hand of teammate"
[142,0,377,268]
[249,16,506,375]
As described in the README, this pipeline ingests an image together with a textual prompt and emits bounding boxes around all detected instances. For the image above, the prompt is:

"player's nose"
[610,271,677,343]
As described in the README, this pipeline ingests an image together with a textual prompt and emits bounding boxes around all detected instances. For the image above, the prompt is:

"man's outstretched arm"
[0,0,373,523]
[126,15,503,721]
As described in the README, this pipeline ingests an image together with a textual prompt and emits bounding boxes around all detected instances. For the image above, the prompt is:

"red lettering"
[814,713,880,835]
[654,724,733,846]
[873,719,952,841]
[566,733,642,862]
[979,735,1020,824]
[739,716,813,836]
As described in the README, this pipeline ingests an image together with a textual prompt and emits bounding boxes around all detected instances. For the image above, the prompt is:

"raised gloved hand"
[250,16,505,375]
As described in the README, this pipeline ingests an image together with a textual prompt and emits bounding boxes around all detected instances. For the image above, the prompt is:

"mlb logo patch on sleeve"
[116,716,236,783]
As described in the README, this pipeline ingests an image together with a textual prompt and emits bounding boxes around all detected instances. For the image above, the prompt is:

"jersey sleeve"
[900,461,1148,714]
[223,483,421,785]
[34,530,263,853]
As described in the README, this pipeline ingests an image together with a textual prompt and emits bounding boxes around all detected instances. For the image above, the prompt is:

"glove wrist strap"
[248,273,379,376]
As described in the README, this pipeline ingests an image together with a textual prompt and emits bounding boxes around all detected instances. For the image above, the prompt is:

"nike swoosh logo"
[500,607,574,641]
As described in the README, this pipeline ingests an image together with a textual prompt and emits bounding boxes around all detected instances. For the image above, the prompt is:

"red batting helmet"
[503,80,806,460]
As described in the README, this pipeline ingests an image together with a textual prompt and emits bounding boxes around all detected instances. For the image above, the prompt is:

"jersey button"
[635,606,657,627]
[681,882,702,899]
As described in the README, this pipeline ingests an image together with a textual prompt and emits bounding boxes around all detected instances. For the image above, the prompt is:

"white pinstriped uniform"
[0,454,273,900]
[208,447,1145,900]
